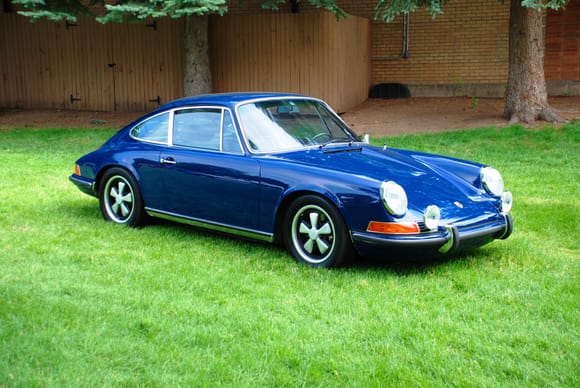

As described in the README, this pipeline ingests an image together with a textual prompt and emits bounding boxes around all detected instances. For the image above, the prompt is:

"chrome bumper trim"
[352,214,513,255]
[69,174,97,196]
[145,208,274,243]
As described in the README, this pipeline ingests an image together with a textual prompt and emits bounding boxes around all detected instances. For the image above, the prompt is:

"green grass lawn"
[0,122,578,386]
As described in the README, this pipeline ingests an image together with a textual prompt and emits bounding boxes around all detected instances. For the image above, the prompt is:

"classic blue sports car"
[70,93,513,267]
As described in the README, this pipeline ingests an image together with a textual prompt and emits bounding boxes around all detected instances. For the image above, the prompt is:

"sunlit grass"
[0,122,578,386]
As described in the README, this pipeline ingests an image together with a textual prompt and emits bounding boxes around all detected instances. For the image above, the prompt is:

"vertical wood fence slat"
[1,12,368,113]
[209,13,370,112]
[0,14,184,112]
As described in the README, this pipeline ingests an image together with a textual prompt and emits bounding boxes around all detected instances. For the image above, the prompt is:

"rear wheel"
[99,168,146,227]
[284,195,354,268]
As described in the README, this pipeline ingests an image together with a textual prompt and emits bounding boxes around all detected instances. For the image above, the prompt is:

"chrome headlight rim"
[481,166,504,197]
[380,181,408,217]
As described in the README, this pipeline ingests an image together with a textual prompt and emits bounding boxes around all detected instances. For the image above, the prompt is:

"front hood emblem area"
[454,201,464,209]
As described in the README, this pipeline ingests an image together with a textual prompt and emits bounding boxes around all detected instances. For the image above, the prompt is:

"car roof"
[123,92,320,129]
[158,92,308,111]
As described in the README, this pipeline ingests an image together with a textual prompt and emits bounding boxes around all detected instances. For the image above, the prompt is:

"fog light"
[501,191,513,213]
[424,205,441,230]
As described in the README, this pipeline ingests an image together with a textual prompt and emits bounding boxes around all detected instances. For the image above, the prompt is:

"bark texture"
[183,15,212,96]
[504,0,564,124]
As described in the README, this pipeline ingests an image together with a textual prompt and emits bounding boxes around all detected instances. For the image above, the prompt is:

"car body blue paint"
[70,93,513,261]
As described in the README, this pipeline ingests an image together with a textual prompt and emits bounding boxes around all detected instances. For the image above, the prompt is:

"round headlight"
[481,167,504,196]
[424,205,441,230]
[501,191,513,213]
[381,181,408,217]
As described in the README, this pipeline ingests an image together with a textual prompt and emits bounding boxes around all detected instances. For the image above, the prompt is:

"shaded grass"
[0,123,578,386]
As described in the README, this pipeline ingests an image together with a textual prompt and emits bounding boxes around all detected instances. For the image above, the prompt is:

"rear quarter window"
[130,112,169,144]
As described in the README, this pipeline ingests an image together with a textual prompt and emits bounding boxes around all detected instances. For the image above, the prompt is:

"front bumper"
[351,213,513,258]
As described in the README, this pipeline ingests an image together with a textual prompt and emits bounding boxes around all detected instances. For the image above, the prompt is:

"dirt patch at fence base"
[341,96,580,136]
[1,96,579,135]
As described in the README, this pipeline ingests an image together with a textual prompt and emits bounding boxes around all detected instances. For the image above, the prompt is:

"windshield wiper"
[319,138,353,150]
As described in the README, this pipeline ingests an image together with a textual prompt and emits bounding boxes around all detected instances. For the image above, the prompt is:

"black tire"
[99,168,146,227]
[284,195,354,268]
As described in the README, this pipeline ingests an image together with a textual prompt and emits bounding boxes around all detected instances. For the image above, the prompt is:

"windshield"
[237,99,359,153]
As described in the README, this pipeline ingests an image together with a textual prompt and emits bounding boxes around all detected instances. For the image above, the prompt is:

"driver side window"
[173,108,222,150]
[172,108,243,154]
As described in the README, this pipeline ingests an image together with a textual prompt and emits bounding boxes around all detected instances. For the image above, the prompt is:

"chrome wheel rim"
[103,175,134,223]
[291,204,336,264]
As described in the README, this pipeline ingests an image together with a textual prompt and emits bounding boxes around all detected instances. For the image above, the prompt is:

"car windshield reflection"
[237,99,357,153]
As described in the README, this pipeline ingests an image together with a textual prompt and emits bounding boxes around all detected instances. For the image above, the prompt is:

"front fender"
[259,160,382,234]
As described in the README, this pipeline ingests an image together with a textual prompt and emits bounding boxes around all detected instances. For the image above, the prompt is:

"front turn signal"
[367,221,420,234]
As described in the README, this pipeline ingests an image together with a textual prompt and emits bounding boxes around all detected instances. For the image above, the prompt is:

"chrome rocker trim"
[145,208,274,243]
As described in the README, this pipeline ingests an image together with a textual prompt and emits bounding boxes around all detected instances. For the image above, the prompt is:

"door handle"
[160,157,176,165]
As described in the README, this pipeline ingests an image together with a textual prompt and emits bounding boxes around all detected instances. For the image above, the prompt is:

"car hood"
[267,144,495,222]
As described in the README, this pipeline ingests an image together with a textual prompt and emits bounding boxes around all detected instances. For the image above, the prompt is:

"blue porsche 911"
[70,93,513,267]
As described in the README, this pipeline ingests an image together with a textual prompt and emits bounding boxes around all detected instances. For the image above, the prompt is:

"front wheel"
[99,168,146,227]
[284,195,354,268]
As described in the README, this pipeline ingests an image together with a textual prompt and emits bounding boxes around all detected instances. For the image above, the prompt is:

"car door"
[157,107,262,231]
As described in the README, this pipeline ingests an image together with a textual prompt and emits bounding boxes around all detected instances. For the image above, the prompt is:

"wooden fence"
[0,14,184,111]
[209,13,370,113]
[1,12,369,113]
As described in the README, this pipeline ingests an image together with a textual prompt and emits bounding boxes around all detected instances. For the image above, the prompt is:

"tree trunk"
[504,0,564,124]
[183,15,212,96]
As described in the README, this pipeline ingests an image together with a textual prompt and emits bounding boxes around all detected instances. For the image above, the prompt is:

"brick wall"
[226,0,510,96]
[225,0,578,97]
[545,0,580,81]
[371,3,509,88]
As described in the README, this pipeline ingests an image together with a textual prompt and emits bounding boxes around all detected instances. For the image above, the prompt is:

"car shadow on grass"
[353,249,495,275]
[66,202,496,274]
